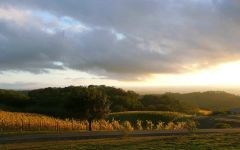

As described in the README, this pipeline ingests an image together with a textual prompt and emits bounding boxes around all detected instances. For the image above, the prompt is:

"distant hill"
[165,91,240,111]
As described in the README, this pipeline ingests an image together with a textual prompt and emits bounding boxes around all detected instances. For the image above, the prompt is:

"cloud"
[0,0,240,80]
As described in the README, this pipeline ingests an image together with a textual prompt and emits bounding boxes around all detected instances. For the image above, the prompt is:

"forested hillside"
[166,91,240,110]
[1,86,240,119]
[0,86,197,118]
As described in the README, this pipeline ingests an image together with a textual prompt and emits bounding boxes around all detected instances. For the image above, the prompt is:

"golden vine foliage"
[0,111,194,132]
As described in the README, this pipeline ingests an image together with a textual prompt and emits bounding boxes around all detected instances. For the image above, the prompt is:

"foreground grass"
[1,133,240,150]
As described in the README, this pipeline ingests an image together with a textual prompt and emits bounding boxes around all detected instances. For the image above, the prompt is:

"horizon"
[1,0,240,90]
[3,85,240,96]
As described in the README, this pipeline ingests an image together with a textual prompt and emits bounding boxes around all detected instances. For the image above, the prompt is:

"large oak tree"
[65,86,110,131]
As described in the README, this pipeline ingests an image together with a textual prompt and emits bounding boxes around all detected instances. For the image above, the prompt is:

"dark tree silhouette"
[65,86,110,131]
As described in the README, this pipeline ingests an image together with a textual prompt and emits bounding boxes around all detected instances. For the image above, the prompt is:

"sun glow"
[147,60,240,87]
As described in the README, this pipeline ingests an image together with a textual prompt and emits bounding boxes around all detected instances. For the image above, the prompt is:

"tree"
[65,86,110,131]
[0,89,30,108]
[141,94,183,112]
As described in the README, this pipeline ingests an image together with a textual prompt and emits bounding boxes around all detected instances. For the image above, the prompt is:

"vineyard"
[0,111,196,132]
[108,111,192,124]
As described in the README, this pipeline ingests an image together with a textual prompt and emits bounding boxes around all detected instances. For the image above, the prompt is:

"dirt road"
[1,128,240,144]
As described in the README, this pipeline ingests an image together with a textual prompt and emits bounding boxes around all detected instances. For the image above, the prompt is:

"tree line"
[0,85,198,130]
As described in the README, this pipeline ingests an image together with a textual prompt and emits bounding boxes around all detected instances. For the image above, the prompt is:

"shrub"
[96,120,113,131]
[174,122,187,130]
[136,120,143,130]
[111,119,121,130]
[146,120,154,130]
[156,121,164,130]
[165,122,175,130]
[122,121,134,132]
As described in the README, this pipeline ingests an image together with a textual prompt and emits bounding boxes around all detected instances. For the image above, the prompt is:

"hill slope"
[166,91,240,110]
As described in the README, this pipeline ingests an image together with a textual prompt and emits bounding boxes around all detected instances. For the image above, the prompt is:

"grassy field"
[197,114,240,129]
[0,133,240,150]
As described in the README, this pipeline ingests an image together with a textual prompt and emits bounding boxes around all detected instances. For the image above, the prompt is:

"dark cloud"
[0,21,66,73]
[0,0,240,80]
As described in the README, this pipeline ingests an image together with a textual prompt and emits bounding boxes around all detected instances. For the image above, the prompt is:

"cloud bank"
[1,0,240,80]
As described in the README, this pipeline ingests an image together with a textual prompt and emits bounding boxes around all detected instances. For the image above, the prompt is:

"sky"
[1,0,240,91]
